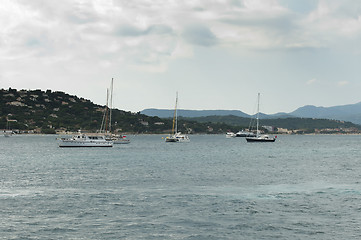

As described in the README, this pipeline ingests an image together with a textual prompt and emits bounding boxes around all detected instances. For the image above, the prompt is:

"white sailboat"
[104,78,130,144]
[4,118,13,137]
[246,93,276,143]
[165,92,190,143]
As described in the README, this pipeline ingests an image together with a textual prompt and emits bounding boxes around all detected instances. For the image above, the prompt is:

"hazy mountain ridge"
[142,101,361,124]
[141,109,250,118]
[141,109,290,119]
[290,102,361,124]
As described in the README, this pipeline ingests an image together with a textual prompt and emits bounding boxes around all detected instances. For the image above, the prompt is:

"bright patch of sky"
[1,0,361,114]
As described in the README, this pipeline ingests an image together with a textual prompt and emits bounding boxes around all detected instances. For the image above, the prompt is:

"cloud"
[306,78,317,85]
[182,24,218,46]
[301,1,361,48]
[116,24,173,37]
[2,0,361,73]
[337,81,349,86]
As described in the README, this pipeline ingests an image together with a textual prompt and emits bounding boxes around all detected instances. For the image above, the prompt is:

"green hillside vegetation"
[1,88,360,134]
[257,117,359,131]
[185,115,361,133]
[0,88,239,134]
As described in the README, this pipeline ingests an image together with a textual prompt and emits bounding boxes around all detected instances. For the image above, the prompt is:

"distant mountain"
[140,110,360,132]
[142,101,361,125]
[268,112,295,119]
[141,109,298,120]
[290,102,361,124]
[141,109,250,118]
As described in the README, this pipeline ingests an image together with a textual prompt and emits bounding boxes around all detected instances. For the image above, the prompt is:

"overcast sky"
[1,0,361,114]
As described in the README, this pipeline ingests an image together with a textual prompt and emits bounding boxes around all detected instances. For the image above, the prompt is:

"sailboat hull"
[165,137,178,142]
[165,133,190,143]
[246,137,275,142]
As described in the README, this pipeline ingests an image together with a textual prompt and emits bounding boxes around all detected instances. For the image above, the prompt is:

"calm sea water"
[1,134,361,239]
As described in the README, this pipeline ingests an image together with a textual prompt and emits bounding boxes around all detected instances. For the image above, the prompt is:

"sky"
[1,0,361,115]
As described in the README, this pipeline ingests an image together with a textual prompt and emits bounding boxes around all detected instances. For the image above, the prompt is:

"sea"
[1,134,361,239]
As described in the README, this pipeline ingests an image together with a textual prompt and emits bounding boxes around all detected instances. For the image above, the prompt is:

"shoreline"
[3,132,361,136]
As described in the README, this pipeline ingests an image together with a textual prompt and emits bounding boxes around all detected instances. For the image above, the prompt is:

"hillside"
[186,115,361,133]
[0,88,148,133]
[2,88,360,134]
[0,88,243,134]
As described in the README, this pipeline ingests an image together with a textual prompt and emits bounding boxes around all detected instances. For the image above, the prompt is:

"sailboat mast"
[105,89,110,133]
[256,93,260,136]
[175,92,178,134]
[171,92,178,135]
[100,88,108,133]
[109,78,113,134]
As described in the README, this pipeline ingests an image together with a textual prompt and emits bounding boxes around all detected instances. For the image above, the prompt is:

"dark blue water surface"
[1,134,361,239]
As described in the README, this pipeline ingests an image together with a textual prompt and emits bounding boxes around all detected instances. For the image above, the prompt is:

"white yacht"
[226,132,236,138]
[58,134,113,147]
